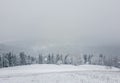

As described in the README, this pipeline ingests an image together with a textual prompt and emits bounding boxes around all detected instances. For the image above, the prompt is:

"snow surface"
[0,64,120,83]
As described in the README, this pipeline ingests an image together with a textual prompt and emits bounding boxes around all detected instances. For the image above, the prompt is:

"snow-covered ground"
[0,64,120,83]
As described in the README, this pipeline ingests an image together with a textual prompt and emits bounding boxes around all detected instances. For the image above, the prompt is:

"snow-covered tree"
[38,54,43,64]
[64,54,69,64]
[51,54,54,64]
[83,54,88,64]
[98,54,104,65]
[0,55,3,68]
[19,52,27,65]
[2,54,9,67]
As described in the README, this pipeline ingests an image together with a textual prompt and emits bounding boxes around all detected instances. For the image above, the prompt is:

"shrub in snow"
[56,60,63,65]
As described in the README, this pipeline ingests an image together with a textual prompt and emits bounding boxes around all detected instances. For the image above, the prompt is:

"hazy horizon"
[0,0,120,46]
[0,0,120,56]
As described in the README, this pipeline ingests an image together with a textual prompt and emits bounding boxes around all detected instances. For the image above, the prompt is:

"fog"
[0,0,120,49]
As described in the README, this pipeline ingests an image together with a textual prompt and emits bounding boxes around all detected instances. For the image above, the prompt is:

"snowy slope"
[0,64,120,83]
[0,64,119,77]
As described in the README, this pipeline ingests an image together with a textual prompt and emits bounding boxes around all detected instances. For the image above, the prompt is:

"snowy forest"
[0,52,120,68]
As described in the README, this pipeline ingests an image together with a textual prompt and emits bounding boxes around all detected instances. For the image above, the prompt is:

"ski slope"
[0,64,120,83]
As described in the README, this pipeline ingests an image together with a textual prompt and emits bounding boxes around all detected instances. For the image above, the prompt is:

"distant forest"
[0,52,120,68]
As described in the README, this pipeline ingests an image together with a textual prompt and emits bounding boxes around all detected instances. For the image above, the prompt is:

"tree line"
[0,52,120,68]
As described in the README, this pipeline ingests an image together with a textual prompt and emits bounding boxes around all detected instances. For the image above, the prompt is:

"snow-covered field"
[0,64,120,83]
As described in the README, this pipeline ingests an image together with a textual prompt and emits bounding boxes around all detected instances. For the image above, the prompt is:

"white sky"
[0,0,120,46]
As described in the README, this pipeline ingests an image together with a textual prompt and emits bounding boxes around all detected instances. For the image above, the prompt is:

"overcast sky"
[0,0,120,46]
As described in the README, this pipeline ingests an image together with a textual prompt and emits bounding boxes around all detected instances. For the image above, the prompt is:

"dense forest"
[0,52,120,68]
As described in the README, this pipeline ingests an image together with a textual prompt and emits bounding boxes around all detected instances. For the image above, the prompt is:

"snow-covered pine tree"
[0,55,3,68]
[19,52,27,65]
[38,54,43,64]
[3,54,9,67]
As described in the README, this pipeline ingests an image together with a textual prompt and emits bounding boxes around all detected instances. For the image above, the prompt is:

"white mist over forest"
[0,0,120,56]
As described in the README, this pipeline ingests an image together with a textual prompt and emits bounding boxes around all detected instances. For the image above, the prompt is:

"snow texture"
[0,64,120,83]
